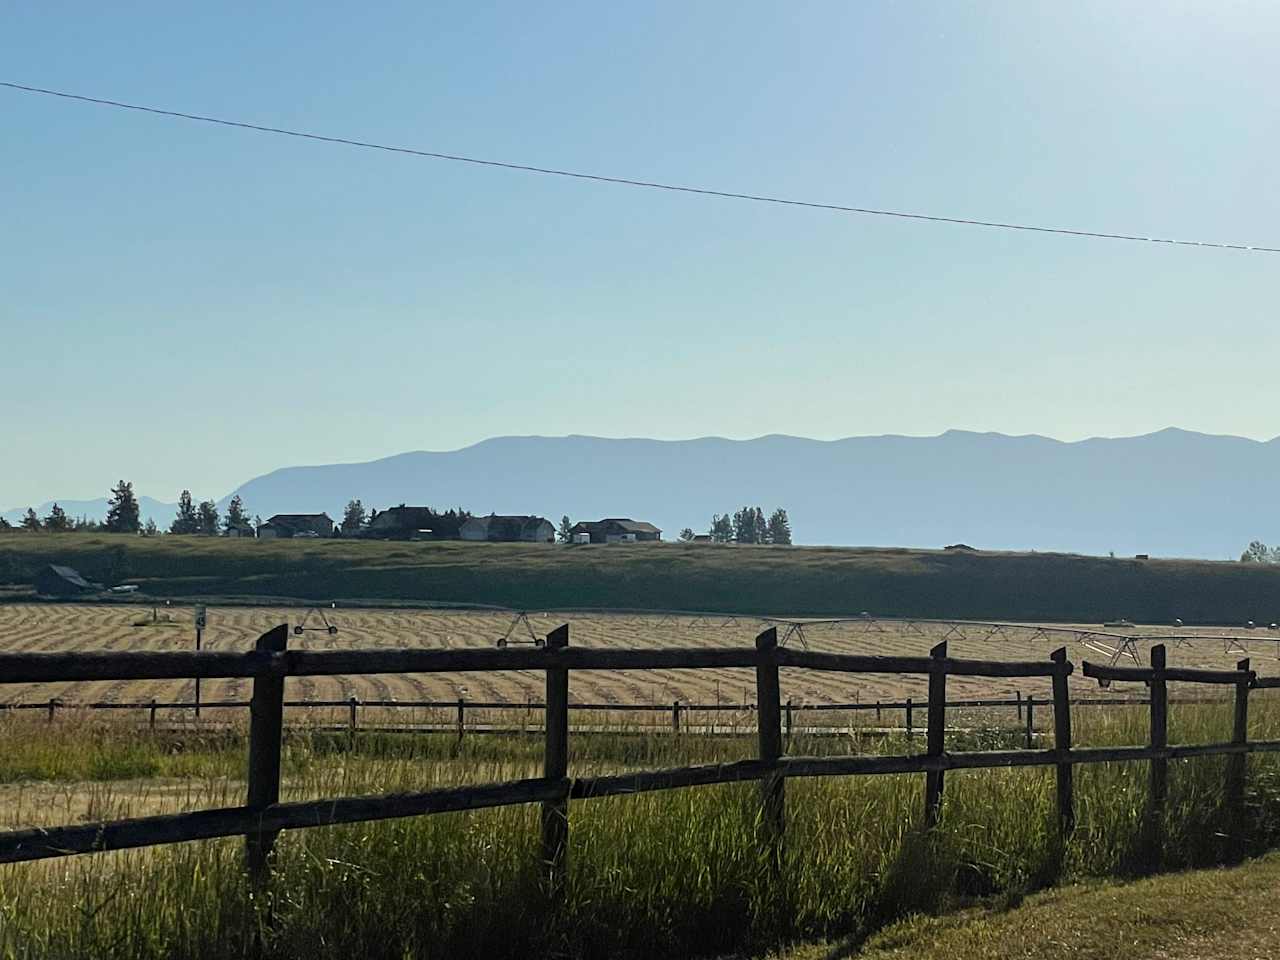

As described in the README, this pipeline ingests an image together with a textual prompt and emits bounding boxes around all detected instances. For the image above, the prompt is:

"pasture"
[1,603,1277,713]
[5,603,1280,958]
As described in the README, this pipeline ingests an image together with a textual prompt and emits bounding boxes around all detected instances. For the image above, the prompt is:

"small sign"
[195,605,207,630]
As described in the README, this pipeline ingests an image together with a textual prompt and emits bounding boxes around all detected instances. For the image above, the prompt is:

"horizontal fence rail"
[0,626,1276,900]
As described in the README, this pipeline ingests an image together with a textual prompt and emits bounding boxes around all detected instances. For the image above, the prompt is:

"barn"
[459,515,555,543]
[569,519,663,543]
[34,564,102,596]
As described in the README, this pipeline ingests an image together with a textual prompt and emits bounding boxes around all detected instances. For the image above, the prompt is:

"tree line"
[2,482,256,538]
[675,506,792,545]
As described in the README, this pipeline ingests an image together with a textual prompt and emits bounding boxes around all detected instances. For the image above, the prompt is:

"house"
[691,534,713,543]
[34,564,102,596]
[224,521,256,538]
[458,515,555,543]
[364,506,470,540]
[569,519,663,544]
[257,513,335,539]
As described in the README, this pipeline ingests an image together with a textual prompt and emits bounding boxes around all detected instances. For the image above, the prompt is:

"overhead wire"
[3,79,1277,253]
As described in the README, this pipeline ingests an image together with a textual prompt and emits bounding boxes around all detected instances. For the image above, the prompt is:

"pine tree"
[104,480,141,534]
[21,509,40,532]
[558,516,573,543]
[44,503,69,532]
[170,491,198,534]
[767,508,792,546]
[341,499,367,533]
[733,506,764,544]
[196,500,220,535]
[709,514,734,543]
[0,516,10,531]
[223,495,249,534]
[143,518,159,537]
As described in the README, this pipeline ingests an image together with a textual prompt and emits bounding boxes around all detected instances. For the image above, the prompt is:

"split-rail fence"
[0,625,1277,890]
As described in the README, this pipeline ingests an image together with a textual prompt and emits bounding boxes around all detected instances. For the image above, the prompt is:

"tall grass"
[2,697,1280,959]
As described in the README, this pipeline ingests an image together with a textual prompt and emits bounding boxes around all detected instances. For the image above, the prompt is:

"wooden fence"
[8,689,1197,737]
[0,624,1278,889]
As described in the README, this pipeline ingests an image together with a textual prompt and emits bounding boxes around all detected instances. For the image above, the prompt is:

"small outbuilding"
[459,515,555,543]
[569,519,663,544]
[34,564,102,596]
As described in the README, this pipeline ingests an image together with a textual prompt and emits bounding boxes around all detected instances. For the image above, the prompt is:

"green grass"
[3,698,1280,959]
[5,533,1280,621]
[778,852,1280,959]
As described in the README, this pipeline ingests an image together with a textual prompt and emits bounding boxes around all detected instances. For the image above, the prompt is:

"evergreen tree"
[709,513,734,543]
[170,491,198,534]
[341,499,367,533]
[21,509,40,532]
[0,516,10,531]
[558,516,573,542]
[71,515,100,532]
[1241,540,1272,563]
[196,500,220,535]
[733,506,763,544]
[143,518,159,537]
[223,495,249,533]
[767,508,792,546]
[104,480,141,533]
[44,503,70,532]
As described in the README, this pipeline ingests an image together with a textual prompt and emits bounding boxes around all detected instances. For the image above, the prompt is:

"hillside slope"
[3,536,1280,623]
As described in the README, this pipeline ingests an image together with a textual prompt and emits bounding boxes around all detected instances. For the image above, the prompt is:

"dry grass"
[1,604,1278,715]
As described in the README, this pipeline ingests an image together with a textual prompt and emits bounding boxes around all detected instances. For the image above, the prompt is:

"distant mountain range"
[5,429,1279,558]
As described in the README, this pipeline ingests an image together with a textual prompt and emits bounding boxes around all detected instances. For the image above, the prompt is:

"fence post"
[905,698,913,740]
[755,626,785,924]
[1146,644,1168,871]
[1025,695,1035,749]
[1227,657,1251,863]
[149,698,157,731]
[875,700,881,722]
[47,698,57,724]
[245,624,289,885]
[785,698,794,742]
[1050,648,1074,836]
[348,696,358,733]
[672,700,681,735]
[456,697,466,744]
[541,624,570,897]
[924,641,947,827]
[1016,689,1023,722]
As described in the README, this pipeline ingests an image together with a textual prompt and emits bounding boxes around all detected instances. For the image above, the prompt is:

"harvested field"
[2,603,1277,714]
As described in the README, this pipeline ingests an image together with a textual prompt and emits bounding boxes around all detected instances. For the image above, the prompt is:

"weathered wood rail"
[0,627,1274,888]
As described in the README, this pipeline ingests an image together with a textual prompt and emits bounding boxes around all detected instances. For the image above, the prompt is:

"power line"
[4,79,1277,254]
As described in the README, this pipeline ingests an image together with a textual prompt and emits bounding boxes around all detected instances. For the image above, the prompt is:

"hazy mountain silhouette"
[7,429,1276,558]
[217,429,1276,558]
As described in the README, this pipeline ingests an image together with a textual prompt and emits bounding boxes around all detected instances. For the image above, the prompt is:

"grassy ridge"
[4,534,1280,622]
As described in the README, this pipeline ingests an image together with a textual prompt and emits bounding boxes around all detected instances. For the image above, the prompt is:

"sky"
[3,2,1279,509]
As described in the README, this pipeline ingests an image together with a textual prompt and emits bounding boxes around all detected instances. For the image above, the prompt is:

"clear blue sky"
[3,2,1278,509]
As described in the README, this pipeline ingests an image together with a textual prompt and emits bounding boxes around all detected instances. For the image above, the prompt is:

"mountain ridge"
[6,428,1277,558]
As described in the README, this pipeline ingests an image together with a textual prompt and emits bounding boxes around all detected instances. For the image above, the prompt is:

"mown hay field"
[2,603,1277,712]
